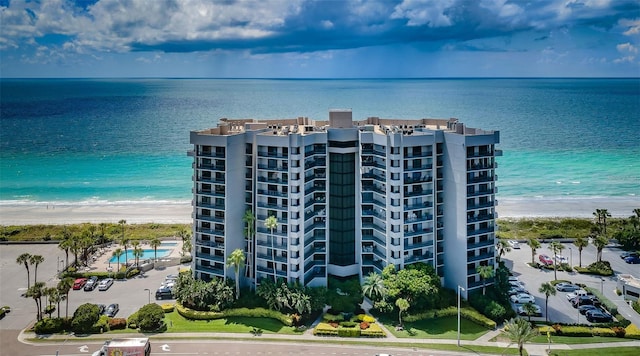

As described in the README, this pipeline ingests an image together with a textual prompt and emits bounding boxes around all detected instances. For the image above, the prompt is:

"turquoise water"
[1,78,638,202]
[109,249,172,263]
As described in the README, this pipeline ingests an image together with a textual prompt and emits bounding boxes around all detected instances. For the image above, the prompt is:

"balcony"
[467,189,495,197]
[197,265,224,276]
[404,253,432,264]
[257,164,288,172]
[196,214,224,223]
[362,234,386,246]
[197,150,226,158]
[196,202,225,210]
[256,237,288,249]
[404,214,433,224]
[404,201,433,210]
[468,163,496,171]
[468,252,495,262]
[304,260,326,272]
[196,227,225,237]
[404,189,433,197]
[404,175,433,184]
[404,151,432,159]
[257,151,288,159]
[195,252,224,263]
[256,265,287,277]
[196,176,225,184]
[305,148,326,158]
[256,253,288,263]
[304,159,327,169]
[256,202,288,211]
[404,228,434,238]
[468,239,495,250]
[404,164,433,172]
[405,239,434,249]
[467,214,495,223]
[257,189,288,198]
[195,239,224,249]
[467,201,495,210]
[362,258,385,271]
[467,226,495,237]
[256,227,287,237]
[362,222,385,234]
[468,175,494,184]
[198,163,225,171]
[257,176,288,185]
[467,150,493,158]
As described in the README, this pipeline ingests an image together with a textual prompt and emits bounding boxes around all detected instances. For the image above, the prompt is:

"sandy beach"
[0,196,638,225]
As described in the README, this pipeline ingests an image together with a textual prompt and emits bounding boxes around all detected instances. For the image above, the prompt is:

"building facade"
[189,110,500,296]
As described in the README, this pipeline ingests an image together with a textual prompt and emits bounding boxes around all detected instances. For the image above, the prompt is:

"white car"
[554,255,569,264]
[508,240,520,249]
[517,304,542,316]
[97,278,114,291]
[510,293,535,304]
[566,289,588,300]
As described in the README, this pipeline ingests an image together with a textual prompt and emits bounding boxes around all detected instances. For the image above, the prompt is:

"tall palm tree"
[593,209,612,235]
[132,242,143,266]
[573,236,588,267]
[59,230,72,269]
[112,248,124,273]
[362,272,387,301]
[549,241,564,281]
[538,282,556,322]
[44,287,59,318]
[118,219,129,262]
[503,317,538,356]
[149,237,161,262]
[496,240,511,263]
[527,238,541,265]
[16,253,32,288]
[57,277,74,318]
[25,282,46,321]
[265,215,278,282]
[243,210,256,283]
[476,265,495,296]
[395,298,410,327]
[69,234,82,267]
[29,255,44,285]
[98,222,108,244]
[593,233,609,262]
[226,248,246,299]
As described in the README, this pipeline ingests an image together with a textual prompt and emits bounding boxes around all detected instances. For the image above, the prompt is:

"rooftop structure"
[189,110,500,296]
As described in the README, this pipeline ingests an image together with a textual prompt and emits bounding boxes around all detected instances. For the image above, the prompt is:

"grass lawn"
[549,347,640,356]
[531,334,631,344]
[380,315,490,340]
[164,311,303,335]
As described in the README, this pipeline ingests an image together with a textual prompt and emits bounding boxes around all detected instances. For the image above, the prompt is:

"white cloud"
[619,18,640,36]
[613,55,635,63]
[391,0,455,27]
[617,42,638,54]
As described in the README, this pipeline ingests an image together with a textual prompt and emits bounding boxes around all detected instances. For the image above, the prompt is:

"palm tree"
[538,282,556,322]
[527,238,541,265]
[476,265,495,296]
[395,298,410,327]
[59,229,72,269]
[132,242,143,266]
[522,302,538,322]
[57,277,74,318]
[496,240,511,263]
[265,215,278,282]
[549,241,564,281]
[29,255,44,285]
[44,287,59,318]
[98,222,108,244]
[573,236,588,267]
[69,234,82,267]
[243,210,256,283]
[290,291,311,315]
[226,248,246,299]
[118,219,129,262]
[503,317,538,356]
[16,253,32,288]
[112,248,124,272]
[362,272,387,301]
[149,237,161,262]
[25,282,46,321]
[593,233,609,262]
[593,209,612,235]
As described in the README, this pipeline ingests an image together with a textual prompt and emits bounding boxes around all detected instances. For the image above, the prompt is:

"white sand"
[0,196,638,225]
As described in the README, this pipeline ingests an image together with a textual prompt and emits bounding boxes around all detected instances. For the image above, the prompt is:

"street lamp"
[568,247,573,267]
[144,288,150,304]
[457,285,465,347]
[600,277,605,295]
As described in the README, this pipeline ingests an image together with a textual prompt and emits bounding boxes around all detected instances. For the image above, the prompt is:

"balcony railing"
[404,228,434,238]
[467,214,495,223]
[467,226,495,237]
[468,252,495,262]
[257,151,288,159]
[197,150,226,158]
[195,239,224,249]
[196,215,224,223]
[404,164,433,172]
[197,265,224,276]
[404,189,434,197]
[195,252,224,263]
[257,164,288,172]
[196,227,225,237]
[468,239,495,249]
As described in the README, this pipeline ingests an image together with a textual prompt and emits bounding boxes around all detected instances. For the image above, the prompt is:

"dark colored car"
[155,287,174,300]
[624,256,640,264]
[578,305,600,315]
[620,251,639,259]
[104,303,119,317]
[586,311,613,323]
[84,276,99,291]
[572,295,600,308]
[96,304,106,314]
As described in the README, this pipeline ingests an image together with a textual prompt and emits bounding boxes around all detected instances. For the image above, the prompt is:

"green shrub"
[323,313,344,322]
[360,323,385,337]
[34,317,70,334]
[575,261,613,276]
[560,326,593,337]
[127,312,139,329]
[93,315,110,333]
[632,300,640,314]
[71,303,101,333]
[180,256,192,263]
[108,318,127,330]
[404,310,436,322]
[460,308,497,329]
[313,322,338,336]
[484,301,507,321]
[340,321,357,328]
[591,327,616,337]
[137,303,165,332]
[0,309,5,319]
[126,268,140,279]
[538,325,556,335]
[356,314,376,323]
[337,326,360,337]
[175,302,292,326]
[434,307,457,318]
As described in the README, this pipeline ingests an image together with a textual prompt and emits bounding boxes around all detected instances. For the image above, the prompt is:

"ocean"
[1,78,639,206]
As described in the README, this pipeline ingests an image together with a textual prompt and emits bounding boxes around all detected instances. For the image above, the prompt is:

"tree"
[58,277,74,318]
[44,287,59,318]
[112,248,124,272]
[549,241,564,281]
[29,255,45,286]
[476,265,495,296]
[69,233,82,267]
[226,248,246,299]
[243,210,256,283]
[132,241,142,266]
[98,222,108,244]
[522,302,538,322]
[59,229,72,269]
[25,282,46,321]
[593,209,612,235]
[16,253,32,288]
[290,291,312,315]
[496,240,511,263]
[118,219,129,263]
[593,232,609,262]
[265,215,278,282]
[395,298,409,327]
[527,238,541,265]
[538,282,556,322]
[71,303,100,333]
[149,237,161,262]
[503,317,538,356]
[362,272,387,301]
[573,236,588,267]
[136,303,165,332]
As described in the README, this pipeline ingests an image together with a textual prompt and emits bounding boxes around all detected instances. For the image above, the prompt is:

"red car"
[539,254,553,265]
[72,278,87,290]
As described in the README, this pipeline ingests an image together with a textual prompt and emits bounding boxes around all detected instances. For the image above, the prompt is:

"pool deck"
[84,238,185,273]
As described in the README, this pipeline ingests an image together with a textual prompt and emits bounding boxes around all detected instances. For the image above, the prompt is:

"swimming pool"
[109,249,172,263]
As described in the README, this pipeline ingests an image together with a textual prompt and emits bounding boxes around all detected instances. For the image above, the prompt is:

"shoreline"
[0,196,638,225]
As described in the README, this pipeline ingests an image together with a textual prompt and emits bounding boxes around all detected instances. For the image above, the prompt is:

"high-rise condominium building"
[189,110,500,296]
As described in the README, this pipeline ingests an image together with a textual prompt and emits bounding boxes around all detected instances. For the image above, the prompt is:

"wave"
[0,198,191,207]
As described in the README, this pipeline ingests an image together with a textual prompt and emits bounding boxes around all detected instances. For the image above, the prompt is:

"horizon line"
[1,76,639,80]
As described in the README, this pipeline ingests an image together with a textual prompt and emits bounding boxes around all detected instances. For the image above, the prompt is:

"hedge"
[313,322,339,336]
[360,323,385,337]
[625,324,640,339]
[590,327,616,337]
[34,317,71,334]
[337,327,360,337]
[323,313,344,322]
[161,303,174,313]
[404,307,496,329]
[356,314,376,323]
[108,318,127,330]
[127,311,139,329]
[175,303,292,326]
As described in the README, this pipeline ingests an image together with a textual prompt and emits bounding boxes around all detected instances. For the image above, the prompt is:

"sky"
[1,0,639,78]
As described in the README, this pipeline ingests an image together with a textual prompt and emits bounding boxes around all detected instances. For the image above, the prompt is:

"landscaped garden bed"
[313,313,385,337]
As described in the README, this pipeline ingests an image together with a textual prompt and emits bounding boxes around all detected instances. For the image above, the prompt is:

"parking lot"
[0,243,179,331]
[504,240,640,325]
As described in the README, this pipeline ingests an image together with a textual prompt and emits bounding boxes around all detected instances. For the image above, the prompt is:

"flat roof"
[618,274,640,288]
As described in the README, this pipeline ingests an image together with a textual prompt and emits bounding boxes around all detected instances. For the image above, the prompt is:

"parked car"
[586,310,613,323]
[510,293,535,304]
[571,295,600,308]
[554,255,569,264]
[509,280,525,288]
[98,278,114,291]
[155,287,174,300]
[539,254,553,265]
[84,276,99,291]
[620,251,639,259]
[566,289,588,300]
[508,276,521,283]
[509,286,528,296]
[578,305,600,315]
[508,240,520,249]
[104,303,119,317]
[96,304,106,314]
[72,278,87,290]
[624,256,640,264]
[165,274,179,280]
[517,304,542,317]
[555,283,580,292]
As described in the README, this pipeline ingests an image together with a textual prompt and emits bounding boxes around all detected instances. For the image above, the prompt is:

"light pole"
[600,278,604,295]
[568,247,572,267]
[457,285,465,347]
[144,288,150,304]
